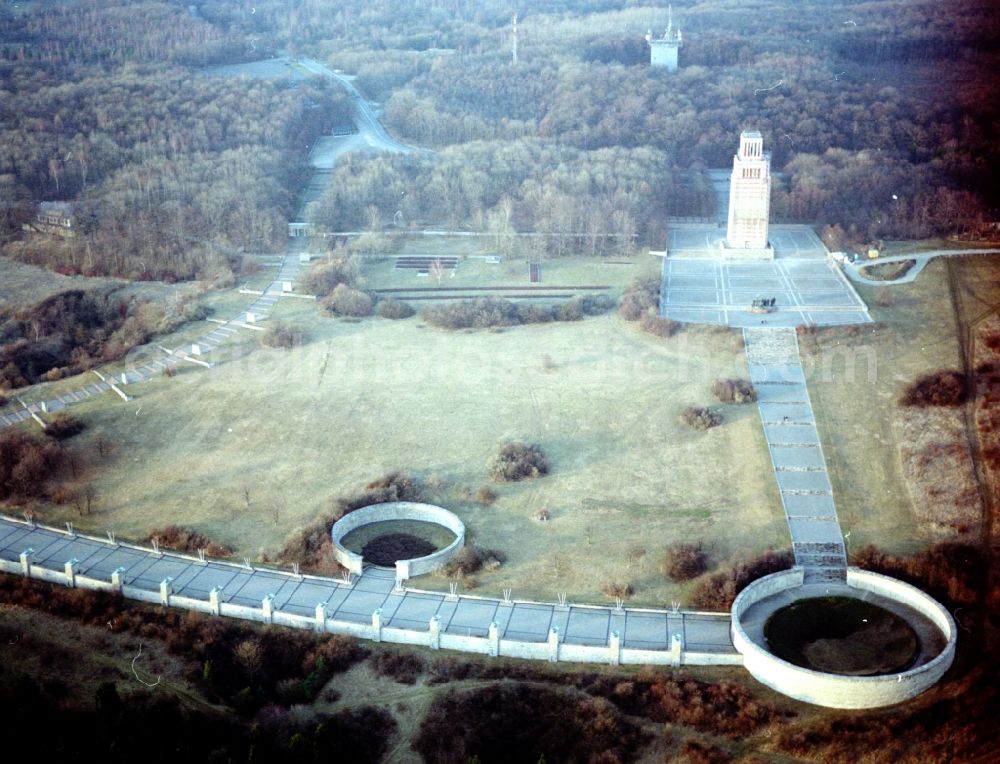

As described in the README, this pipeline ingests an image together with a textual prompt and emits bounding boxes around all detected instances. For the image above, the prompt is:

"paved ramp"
[743,328,846,583]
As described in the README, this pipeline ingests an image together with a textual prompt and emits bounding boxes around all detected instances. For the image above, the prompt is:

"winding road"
[843,248,1000,286]
[296,57,416,157]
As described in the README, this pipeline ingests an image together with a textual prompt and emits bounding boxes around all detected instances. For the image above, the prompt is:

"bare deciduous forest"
[1,0,999,761]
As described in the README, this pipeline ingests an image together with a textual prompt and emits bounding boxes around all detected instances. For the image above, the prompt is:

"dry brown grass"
[893,407,982,537]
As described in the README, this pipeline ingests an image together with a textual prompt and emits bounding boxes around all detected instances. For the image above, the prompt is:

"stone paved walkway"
[743,327,847,583]
[0,515,738,663]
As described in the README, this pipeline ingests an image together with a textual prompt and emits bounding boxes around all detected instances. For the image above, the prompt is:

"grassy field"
[9,245,992,606]
[803,255,999,555]
[27,298,783,608]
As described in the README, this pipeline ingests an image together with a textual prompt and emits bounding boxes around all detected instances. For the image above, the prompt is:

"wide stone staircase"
[744,327,847,584]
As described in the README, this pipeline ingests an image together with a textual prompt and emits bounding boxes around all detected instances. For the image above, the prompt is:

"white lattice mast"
[512,13,518,65]
[726,131,772,253]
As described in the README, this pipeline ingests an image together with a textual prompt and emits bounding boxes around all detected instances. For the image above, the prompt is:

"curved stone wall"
[731,568,956,709]
[331,502,465,581]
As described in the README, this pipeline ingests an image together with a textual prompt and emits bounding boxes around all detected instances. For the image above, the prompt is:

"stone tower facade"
[725,131,772,257]
[647,6,682,72]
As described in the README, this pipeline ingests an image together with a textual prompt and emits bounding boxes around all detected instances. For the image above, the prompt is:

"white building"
[725,131,772,258]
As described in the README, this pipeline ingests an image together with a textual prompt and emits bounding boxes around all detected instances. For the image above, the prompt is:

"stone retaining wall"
[731,567,956,709]
[330,502,465,581]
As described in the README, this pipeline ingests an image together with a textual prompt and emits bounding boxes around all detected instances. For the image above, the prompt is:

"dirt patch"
[765,596,919,676]
[361,532,437,566]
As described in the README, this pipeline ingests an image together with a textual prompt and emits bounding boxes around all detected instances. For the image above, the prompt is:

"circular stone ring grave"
[331,502,465,583]
[731,568,956,709]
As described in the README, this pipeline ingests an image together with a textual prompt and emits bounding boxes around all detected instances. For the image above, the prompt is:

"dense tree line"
[311,141,700,253]
[0,0,251,68]
[0,63,350,279]
[292,0,994,242]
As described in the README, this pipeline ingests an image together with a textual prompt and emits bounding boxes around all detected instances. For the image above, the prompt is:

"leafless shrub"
[324,284,373,317]
[261,320,304,349]
[711,378,757,404]
[442,546,506,578]
[689,550,793,610]
[373,651,426,685]
[661,543,708,582]
[898,370,967,407]
[681,406,723,430]
[475,485,498,505]
[144,525,233,557]
[376,297,415,319]
[491,442,548,482]
[639,313,678,337]
[618,276,660,321]
[601,581,634,599]
[44,412,85,440]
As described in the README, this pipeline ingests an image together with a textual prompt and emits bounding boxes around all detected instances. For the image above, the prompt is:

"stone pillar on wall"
[488,622,500,657]
[209,587,222,616]
[262,594,275,624]
[609,630,622,666]
[315,603,327,633]
[548,627,560,662]
[111,566,126,592]
[429,615,441,649]
[372,608,383,642]
[64,558,78,588]
[159,577,173,606]
[19,548,33,578]
[670,632,684,667]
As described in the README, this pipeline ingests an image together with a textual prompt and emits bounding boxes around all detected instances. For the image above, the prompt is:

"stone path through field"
[743,327,847,583]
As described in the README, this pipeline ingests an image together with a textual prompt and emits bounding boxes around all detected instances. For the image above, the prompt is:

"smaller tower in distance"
[646,4,682,72]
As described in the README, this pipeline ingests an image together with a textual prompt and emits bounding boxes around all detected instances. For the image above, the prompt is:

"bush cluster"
[681,406,723,430]
[661,542,709,582]
[490,441,548,482]
[323,284,373,317]
[143,525,233,558]
[898,369,968,407]
[618,276,661,321]
[442,546,506,578]
[422,295,613,330]
[601,581,635,599]
[43,412,85,440]
[639,313,679,337]
[414,682,650,764]
[0,576,369,715]
[0,289,209,388]
[376,297,415,319]
[0,431,62,499]
[689,550,794,610]
[301,258,358,297]
[373,651,426,685]
[711,378,758,404]
[261,320,304,349]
